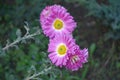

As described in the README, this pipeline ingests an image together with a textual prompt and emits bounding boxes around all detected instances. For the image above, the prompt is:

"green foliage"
[1,0,119,80]
[86,0,120,40]
[89,43,96,55]
[0,0,52,42]
[0,0,53,80]
[66,0,120,40]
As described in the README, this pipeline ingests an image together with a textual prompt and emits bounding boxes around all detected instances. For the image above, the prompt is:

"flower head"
[40,4,76,38]
[65,45,88,71]
[40,6,52,25]
[48,34,75,67]
[40,4,88,71]
[40,5,67,24]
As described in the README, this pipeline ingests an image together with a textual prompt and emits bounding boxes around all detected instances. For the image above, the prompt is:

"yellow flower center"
[57,44,67,56]
[71,55,80,64]
[53,19,63,30]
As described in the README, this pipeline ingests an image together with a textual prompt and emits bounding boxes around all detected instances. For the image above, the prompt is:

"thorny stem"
[2,28,41,51]
[25,67,52,80]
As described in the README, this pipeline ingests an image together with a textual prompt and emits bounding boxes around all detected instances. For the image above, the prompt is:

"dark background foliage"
[0,0,120,80]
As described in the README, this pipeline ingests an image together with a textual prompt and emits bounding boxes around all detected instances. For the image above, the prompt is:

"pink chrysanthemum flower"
[48,34,75,67]
[40,6,52,25]
[40,5,67,25]
[40,5,76,38]
[65,45,88,71]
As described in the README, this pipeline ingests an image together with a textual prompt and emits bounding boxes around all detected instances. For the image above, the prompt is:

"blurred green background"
[0,0,120,80]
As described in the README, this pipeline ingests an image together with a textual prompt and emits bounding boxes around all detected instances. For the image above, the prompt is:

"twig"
[102,41,115,68]
[103,41,115,67]
[89,41,115,78]
[25,66,52,80]
[2,27,41,51]
[92,42,115,77]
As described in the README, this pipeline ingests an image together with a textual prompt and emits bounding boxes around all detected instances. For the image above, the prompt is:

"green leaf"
[81,65,89,80]
[116,62,120,68]
[89,43,96,55]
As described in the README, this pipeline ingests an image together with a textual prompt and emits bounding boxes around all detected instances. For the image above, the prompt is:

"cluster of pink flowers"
[40,5,88,71]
